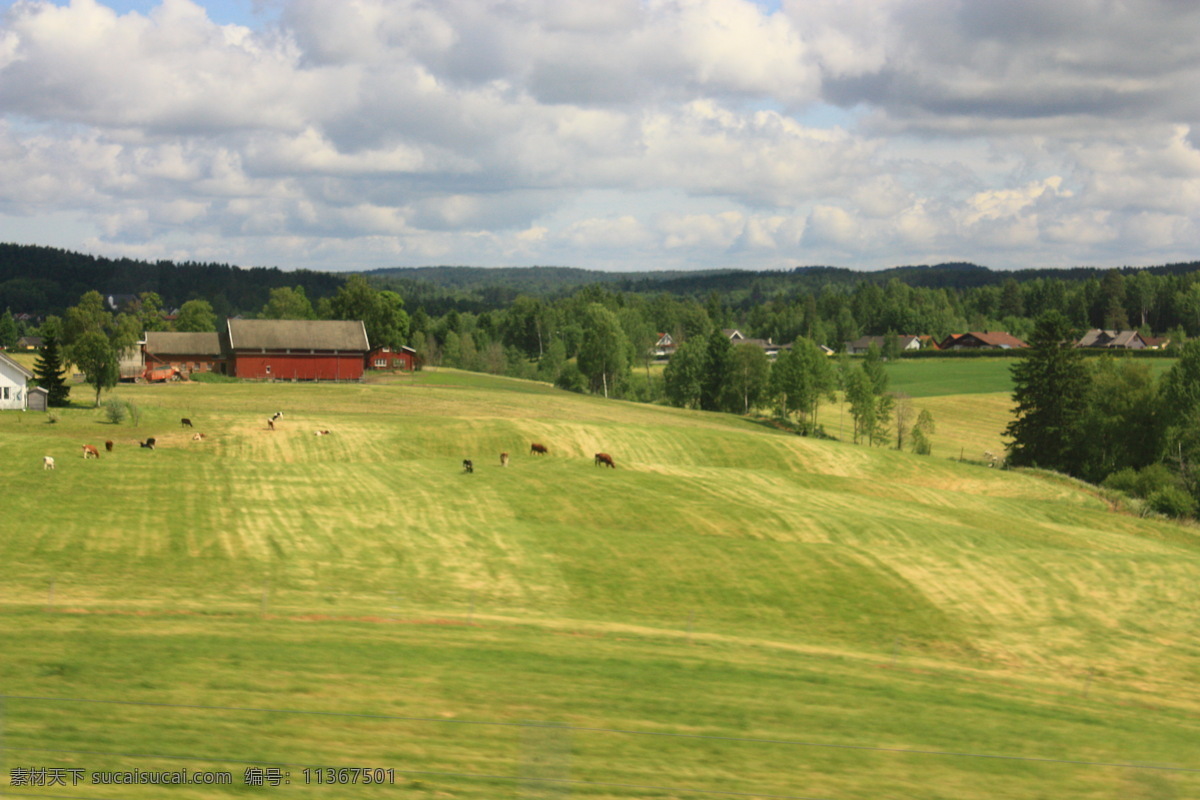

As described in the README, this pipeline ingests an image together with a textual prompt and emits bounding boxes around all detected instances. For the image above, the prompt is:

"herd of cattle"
[43,417,616,473]
[461,443,616,474]
[40,411,334,469]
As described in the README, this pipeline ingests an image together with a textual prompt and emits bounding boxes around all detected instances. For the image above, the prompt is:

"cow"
[82,445,100,459]
[43,456,55,470]
[140,437,156,450]
[530,442,548,455]
[267,418,275,431]
[594,452,616,469]
[500,452,509,467]
[462,459,474,473]
[192,433,206,441]
[270,411,284,422]
[104,440,114,453]
[314,430,331,436]
[180,418,193,428]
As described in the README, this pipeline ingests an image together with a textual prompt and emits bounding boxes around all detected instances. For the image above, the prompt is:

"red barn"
[224,319,370,381]
[366,345,418,371]
[144,331,226,376]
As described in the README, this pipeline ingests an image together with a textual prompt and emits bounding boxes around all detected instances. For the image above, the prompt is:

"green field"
[1,369,1198,798]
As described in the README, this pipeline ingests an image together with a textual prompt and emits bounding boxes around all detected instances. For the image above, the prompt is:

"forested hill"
[0,243,345,317]
[5,240,1200,318]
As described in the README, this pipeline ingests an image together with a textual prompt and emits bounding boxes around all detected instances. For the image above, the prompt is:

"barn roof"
[226,319,370,352]
[144,331,222,356]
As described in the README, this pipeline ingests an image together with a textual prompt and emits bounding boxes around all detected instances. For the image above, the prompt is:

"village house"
[844,335,922,355]
[0,350,33,410]
[722,329,790,359]
[939,331,1028,350]
[650,333,677,359]
[1076,329,1148,349]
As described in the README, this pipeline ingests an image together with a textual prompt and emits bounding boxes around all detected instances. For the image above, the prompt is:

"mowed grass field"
[1,367,1199,798]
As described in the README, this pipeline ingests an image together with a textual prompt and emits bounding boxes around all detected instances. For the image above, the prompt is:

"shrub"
[1147,486,1197,518]
[1102,468,1140,496]
[103,397,126,424]
[1135,463,1177,499]
[554,363,586,394]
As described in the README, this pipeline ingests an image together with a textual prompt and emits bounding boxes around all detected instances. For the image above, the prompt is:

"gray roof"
[0,350,33,379]
[144,331,223,356]
[226,319,370,352]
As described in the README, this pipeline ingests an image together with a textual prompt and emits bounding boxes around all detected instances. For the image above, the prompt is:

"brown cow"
[530,442,548,455]
[82,445,100,459]
[314,430,331,436]
[267,418,275,431]
[180,418,193,428]
[594,452,615,468]
[500,452,510,467]
[462,459,474,473]
[104,440,114,452]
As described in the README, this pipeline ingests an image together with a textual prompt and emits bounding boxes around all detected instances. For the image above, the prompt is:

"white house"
[0,351,33,410]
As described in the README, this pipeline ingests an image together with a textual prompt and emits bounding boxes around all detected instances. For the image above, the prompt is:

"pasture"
[1,369,1198,798]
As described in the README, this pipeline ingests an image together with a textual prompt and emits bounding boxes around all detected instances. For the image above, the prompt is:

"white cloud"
[1,0,1200,272]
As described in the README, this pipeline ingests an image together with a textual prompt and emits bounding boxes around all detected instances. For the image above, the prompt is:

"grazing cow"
[104,440,114,453]
[314,430,331,436]
[192,433,206,441]
[140,437,156,450]
[82,445,100,459]
[594,452,616,469]
[271,411,284,422]
[43,456,55,470]
[267,418,275,431]
[530,442,548,455]
[181,418,193,428]
[462,459,474,473]
[500,452,509,467]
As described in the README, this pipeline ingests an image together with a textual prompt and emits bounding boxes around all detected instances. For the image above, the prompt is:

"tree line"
[1007,311,1200,517]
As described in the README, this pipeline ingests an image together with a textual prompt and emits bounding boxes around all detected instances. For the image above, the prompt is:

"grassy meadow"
[1,367,1198,798]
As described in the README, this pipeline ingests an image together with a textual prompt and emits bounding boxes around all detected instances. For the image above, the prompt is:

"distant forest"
[7,242,1200,347]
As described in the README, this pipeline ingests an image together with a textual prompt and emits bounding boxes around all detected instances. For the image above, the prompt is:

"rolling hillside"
[1,371,1197,798]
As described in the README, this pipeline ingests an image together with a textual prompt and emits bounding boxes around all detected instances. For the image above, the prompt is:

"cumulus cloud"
[1,0,1199,271]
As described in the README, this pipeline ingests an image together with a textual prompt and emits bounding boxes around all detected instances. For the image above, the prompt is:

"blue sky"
[0,0,1197,272]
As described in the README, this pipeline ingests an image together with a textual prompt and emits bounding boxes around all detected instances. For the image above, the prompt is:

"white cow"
[43,456,55,470]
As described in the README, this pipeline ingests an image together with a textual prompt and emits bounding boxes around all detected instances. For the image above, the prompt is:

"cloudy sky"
[1,0,1198,272]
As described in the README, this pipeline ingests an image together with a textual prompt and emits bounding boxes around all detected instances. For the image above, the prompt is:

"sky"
[1,0,1199,273]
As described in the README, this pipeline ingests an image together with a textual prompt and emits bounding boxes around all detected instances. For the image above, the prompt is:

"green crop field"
[1,369,1198,798]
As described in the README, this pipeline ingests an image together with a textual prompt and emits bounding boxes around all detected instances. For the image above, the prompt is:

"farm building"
[26,385,48,412]
[0,350,33,410]
[367,345,418,371]
[144,332,226,376]
[223,319,370,381]
[15,336,42,351]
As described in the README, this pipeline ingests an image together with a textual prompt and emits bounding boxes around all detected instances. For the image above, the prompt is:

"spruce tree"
[1006,311,1089,473]
[33,330,70,407]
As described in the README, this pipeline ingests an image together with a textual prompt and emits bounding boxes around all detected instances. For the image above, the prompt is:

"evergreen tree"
[700,328,735,412]
[0,308,17,349]
[1006,311,1089,473]
[32,322,70,407]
